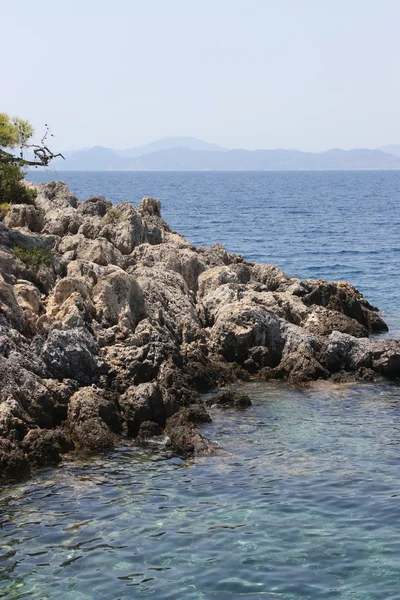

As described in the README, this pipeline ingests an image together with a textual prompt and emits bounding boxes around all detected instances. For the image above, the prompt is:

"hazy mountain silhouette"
[377,145,400,158]
[118,136,225,158]
[52,146,131,171]
[49,137,400,171]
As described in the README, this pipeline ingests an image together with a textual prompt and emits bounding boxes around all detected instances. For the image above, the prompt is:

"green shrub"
[13,245,52,270]
[0,202,9,219]
[0,163,37,205]
[103,206,122,225]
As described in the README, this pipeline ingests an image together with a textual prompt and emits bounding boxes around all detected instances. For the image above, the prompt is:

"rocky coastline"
[0,181,399,484]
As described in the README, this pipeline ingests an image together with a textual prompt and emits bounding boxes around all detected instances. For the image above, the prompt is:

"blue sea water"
[1,171,400,599]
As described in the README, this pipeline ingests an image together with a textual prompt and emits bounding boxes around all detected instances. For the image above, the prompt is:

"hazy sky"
[3,0,400,151]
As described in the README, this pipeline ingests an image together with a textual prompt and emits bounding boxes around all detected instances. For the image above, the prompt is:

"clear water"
[2,382,400,599]
[1,171,399,599]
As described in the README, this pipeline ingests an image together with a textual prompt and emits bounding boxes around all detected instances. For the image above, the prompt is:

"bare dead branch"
[0,145,65,167]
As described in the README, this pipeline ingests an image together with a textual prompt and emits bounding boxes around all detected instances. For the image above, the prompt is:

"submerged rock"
[164,405,214,456]
[206,389,252,409]
[0,179,398,483]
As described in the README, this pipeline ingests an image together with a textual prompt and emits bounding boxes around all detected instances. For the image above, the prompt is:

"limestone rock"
[301,279,388,333]
[4,204,44,232]
[35,181,82,236]
[209,301,285,364]
[67,387,120,450]
[132,266,201,342]
[92,270,144,328]
[77,195,111,218]
[0,274,27,332]
[0,396,34,441]
[99,202,149,254]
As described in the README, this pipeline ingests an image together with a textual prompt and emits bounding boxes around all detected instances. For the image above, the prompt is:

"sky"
[3,0,400,152]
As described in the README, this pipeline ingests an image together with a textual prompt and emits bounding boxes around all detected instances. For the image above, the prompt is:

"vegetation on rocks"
[0,202,10,219]
[0,113,60,205]
[103,206,122,225]
[13,245,52,270]
[0,163,38,205]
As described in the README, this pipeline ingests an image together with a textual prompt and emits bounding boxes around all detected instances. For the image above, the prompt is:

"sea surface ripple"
[1,382,400,599]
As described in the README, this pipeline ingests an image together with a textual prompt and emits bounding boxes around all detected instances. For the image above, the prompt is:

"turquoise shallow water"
[3,170,399,598]
[1,381,400,599]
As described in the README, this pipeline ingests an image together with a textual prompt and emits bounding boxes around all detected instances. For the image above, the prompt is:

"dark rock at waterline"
[67,387,120,451]
[136,420,163,443]
[165,405,213,456]
[120,382,165,437]
[22,428,74,467]
[0,438,30,484]
[300,279,389,333]
[206,389,252,409]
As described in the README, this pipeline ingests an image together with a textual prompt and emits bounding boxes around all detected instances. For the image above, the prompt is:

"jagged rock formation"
[0,181,399,483]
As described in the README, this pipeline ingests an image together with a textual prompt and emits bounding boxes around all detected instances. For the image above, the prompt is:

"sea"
[1,170,400,599]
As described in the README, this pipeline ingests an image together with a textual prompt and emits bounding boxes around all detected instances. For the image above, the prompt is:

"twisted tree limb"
[0,147,65,167]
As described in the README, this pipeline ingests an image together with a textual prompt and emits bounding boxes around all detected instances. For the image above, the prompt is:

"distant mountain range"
[45,137,400,171]
[377,145,400,158]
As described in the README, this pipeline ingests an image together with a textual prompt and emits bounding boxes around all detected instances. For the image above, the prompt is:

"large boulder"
[132,266,201,342]
[35,181,82,236]
[0,396,34,441]
[164,405,213,456]
[67,387,120,450]
[45,276,95,328]
[120,382,165,436]
[58,234,125,268]
[0,341,58,428]
[4,204,44,232]
[198,265,252,299]
[40,327,107,383]
[22,428,74,467]
[301,279,388,333]
[92,270,144,329]
[99,203,150,254]
[0,275,27,332]
[209,301,284,365]
[77,195,111,218]
[129,240,208,291]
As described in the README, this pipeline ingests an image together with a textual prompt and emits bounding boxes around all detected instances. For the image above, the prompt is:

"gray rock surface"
[0,180,398,483]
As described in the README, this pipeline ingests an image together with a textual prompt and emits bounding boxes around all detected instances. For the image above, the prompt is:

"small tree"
[0,113,64,205]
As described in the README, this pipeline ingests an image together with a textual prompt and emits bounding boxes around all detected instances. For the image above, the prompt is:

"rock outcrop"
[0,181,398,483]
